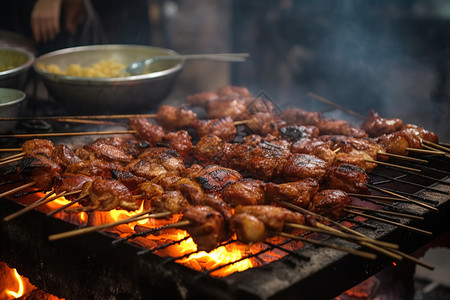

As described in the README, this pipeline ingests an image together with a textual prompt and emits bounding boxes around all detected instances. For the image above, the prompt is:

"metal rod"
[370,172,449,195]
[137,236,190,256]
[345,205,424,220]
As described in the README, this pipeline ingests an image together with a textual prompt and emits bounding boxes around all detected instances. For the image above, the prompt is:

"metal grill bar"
[370,172,449,195]
[137,236,190,256]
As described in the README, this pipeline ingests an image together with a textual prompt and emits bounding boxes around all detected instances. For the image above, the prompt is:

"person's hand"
[31,0,63,42]
[63,0,85,35]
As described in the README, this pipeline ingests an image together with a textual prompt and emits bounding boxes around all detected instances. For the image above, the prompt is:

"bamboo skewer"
[0,181,36,199]
[0,130,137,139]
[0,156,24,167]
[307,92,366,119]
[347,193,414,202]
[48,211,173,241]
[0,148,22,153]
[279,232,377,260]
[46,193,87,217]
[377,152,428,164]
[366,184,439,211]
[284,222,398,249]
[0,114,158,122]
[406,147,446,155]
[422,139,450,153]
[343,208,432,236]
[365,159,421,172]
[345,205,424,220]
[0,152,25,162]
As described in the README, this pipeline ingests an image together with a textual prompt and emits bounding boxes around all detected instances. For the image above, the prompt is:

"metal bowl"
[0,87,26,133]
[0,47,34,90]
[33,44,184,114]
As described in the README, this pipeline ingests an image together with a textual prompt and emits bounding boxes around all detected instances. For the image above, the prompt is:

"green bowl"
[0,87,26,133]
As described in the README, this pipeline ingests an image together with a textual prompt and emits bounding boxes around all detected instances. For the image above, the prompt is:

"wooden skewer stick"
[0,130,137,139]
[55,118,123,126]
[2,190,78,222]
[0,152,25,162]
[278,232,377,260]
[48,211,175,241]
[0,114,158,122]
[46,193,87,217]
[347,193,414,202]
[365,158,421,172]
[377,152,428,164]
[343,208,432,236]
[406,147,446,155]
[0,181,36,199]
[367,185,439,212]
[345,205,424,220]
[0,156,24,167]
[0,148,22,153]
[421,139,450,153]
[284,222,398,249]
[307,92,366,119]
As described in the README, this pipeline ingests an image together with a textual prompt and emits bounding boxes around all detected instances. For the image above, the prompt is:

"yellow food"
[38,60,128,77]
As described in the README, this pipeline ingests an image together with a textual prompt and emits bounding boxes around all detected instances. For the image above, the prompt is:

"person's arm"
[63,0,85,34]
[31,0,62,42]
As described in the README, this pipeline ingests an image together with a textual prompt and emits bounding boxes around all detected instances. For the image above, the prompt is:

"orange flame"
[5,269,25,298]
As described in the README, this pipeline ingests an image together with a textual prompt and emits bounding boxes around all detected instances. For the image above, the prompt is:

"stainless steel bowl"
[0,87,26,133]
[33,44,184,114]
[0,47,34,90]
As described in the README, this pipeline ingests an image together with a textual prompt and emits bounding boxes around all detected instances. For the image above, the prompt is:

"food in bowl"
[0,47,34,89]
[37,60,128,78]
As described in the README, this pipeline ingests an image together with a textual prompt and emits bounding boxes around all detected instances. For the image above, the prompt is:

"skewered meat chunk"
[191,117,236,142]
[216,85,251,98]
[402,124,439,144]
[127,147,185,179]
[111,170,147,191]
[231,205,306,243]
[221,179,266,206]
[76,139,133,163]
[334,153,377,172]
[242,97,276,115]
[200,194,233,221]
[151,173,205,205]
[279,107,321,126]
[51,144,82,168]
[316,119,368,138]
[182,205,229,252]
[155,105,199,130]
[283,153,330,182]
[186,91,219,107]
[147,190,190,214]
[78,178,139,211]
[138,181,164,199]
[129,118,165,146]
[53,173,93,194]
[206,98,249,120]
[162,130,192,159]
[189,165,243,193]
[245,112,279,136]
[21,139,55,157]
[65,159,122,177]
[290,138,336,164]
[362,110,403,137]
[324,164,370,194]
[17,155,62,189]
[376,132,410,155]
[308,189,352,220]
[192,135,226,165]
[264,178,319,208]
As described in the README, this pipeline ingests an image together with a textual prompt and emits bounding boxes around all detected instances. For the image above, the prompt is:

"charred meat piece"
[283,153,330,182]
[221,179,266,206]
[192,135,226,165]
[162,130,192,159]
[376,132,410,155]
[111,169,147,191]
[129,118,165,146]
[402,124,439,145]
[182,205,229,252]
[191,117,237,142]
[151,173,205,205]
[279,107,321,126]
[324,164,370,194]
[77,178,138,211]
[21,139,55,157]
[127,147,185,179]
[264,178,319,208]
[216,85,251,98]
[155,105,199,130]
[53,173,93,194]
[17,155,62,190]
[280,125,320,141]
[334,153,377,173]
[308,189,352,220]
[241,97,276,115]
[139,181,164,199]
[190,165,243,193]
[76,139,133,163]
[290,138,336,164]
[206,98,249,120]
[245,112,279,136]
[362,110,403,137]
[51,144,82,168]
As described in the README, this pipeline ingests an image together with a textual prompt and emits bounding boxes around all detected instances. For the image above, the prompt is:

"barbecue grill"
[0,115,449,300]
